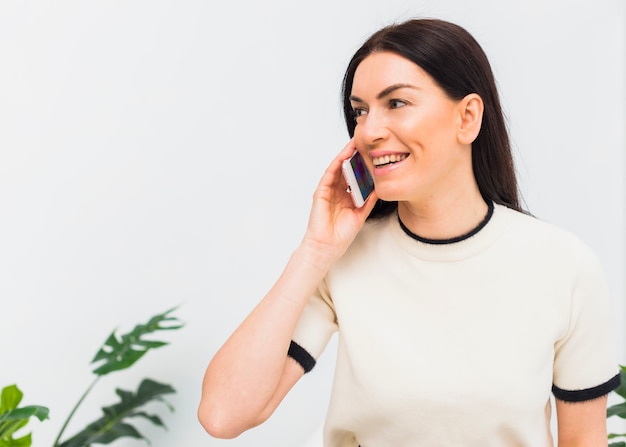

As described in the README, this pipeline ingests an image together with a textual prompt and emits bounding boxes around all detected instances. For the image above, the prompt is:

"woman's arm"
[197,141,377,439]
[197,244,330,438]
[555,396,608,447]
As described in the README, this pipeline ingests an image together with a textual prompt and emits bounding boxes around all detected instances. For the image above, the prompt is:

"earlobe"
[457,93,484,145]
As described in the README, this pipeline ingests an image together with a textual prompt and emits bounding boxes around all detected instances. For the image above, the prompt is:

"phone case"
[342,151,374,207]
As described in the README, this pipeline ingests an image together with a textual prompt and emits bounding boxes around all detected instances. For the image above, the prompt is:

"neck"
[397,188,488,241]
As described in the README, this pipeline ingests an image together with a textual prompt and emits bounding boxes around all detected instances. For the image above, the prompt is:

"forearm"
[198,241,335,437]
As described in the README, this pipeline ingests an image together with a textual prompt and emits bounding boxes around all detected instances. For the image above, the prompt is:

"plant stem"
[52,376,100,447]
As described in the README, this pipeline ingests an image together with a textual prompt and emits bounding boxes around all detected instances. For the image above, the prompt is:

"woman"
[198,19,620,446]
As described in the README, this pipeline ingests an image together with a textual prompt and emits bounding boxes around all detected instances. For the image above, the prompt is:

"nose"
[356,109,389,146]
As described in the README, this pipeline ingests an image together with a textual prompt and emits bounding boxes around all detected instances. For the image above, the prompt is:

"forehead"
[352,51,436,95]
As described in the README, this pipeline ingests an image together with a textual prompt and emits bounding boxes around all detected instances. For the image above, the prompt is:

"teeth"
[372,153,408,167]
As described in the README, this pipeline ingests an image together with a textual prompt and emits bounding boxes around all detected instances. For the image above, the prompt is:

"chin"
[373,185,406,203]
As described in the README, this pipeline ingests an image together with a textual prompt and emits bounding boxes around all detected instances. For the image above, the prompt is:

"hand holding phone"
[342,150,374,208]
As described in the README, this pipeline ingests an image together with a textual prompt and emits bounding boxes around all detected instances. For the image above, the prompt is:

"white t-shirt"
[290,204,620,447]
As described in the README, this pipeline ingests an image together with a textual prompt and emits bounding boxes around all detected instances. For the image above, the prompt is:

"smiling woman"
[349,52,487,238]
[197,18,621,447]
[341,19,520,226]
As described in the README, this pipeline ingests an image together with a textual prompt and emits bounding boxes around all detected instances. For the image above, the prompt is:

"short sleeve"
[552,246,621,401]
[289,279,338,372]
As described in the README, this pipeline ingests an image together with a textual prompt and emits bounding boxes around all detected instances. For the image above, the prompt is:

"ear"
[457,93,484,145]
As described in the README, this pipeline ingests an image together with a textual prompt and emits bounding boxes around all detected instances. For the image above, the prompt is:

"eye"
[351,107,368,118]
[389,99,407,109]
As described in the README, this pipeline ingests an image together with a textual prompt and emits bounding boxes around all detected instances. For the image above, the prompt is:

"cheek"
[352,130,366,154]
[395,110,442,143]
[417,115,457,149]
[395,116,440,152]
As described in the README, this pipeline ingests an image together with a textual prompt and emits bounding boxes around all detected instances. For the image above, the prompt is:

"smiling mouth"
[372,154,409,167]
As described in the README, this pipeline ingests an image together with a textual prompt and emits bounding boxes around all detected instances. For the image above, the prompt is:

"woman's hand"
[302,140,377,264]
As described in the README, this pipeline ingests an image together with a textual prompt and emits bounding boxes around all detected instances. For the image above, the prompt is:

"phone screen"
[349,152,374,200]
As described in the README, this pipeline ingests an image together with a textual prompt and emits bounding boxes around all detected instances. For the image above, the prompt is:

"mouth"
[372,153,409,168]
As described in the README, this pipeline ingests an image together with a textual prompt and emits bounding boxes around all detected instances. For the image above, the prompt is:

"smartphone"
[342,150,374,207]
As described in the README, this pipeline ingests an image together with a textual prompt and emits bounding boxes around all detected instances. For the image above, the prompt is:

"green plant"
[3,306,184,447]
[608,365,626,447]
[51,306,184,447]
[0,384,49,447]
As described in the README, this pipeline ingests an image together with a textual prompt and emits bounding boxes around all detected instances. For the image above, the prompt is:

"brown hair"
[341,18,524,218]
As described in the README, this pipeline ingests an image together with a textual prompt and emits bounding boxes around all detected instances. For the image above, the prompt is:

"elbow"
[197,403,241,439]
[197,400,266,439]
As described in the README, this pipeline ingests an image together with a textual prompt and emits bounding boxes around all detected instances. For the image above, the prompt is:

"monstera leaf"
[608,365,626,447]
[57,379,174,447]
[91,307,184,376]
[52,307,184,447]
[614,366,626,399]
[608,366,626,419]
[608,402,626,419]
[0,385,49,447]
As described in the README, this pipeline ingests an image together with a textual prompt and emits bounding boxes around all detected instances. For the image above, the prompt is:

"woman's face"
[350,51,471,205]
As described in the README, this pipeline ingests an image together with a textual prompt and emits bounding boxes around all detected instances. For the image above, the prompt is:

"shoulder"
[498,205,601,265]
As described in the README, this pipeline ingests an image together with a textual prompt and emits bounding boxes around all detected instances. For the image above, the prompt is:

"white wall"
[0,1,623,446]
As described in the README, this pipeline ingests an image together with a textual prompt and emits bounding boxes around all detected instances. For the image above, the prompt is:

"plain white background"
[1,1,624,446]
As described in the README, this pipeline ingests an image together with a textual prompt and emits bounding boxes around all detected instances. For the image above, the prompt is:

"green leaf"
[0,407,49,423]
[91,307,184,376]
[0,387,22,414]
[57,379,175,447]
[128,411,165,428]
[0,434,30,447]
[613,365,626,399]
[609,433,626,439]
[0,416,27,431]
[0,409,47,439]
[0,386,48,447]
[0,420,26,440]
[609,442,626,447]
[608,402,626,419]
[1,432,32,447]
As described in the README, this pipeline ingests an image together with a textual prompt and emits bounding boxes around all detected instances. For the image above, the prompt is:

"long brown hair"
[341,19,525,218]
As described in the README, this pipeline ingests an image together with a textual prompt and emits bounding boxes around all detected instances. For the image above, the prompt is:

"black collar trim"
[398,201,494,245]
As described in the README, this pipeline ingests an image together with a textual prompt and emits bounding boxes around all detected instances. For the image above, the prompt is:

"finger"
[316,140,356,189]
[335,138,357,161]
[356,189,378,219]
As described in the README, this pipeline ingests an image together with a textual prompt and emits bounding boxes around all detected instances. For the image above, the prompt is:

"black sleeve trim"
[287,341,316,374]
[552,373,621,402]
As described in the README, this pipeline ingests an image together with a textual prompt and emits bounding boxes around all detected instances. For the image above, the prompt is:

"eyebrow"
[349,83,421,103]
